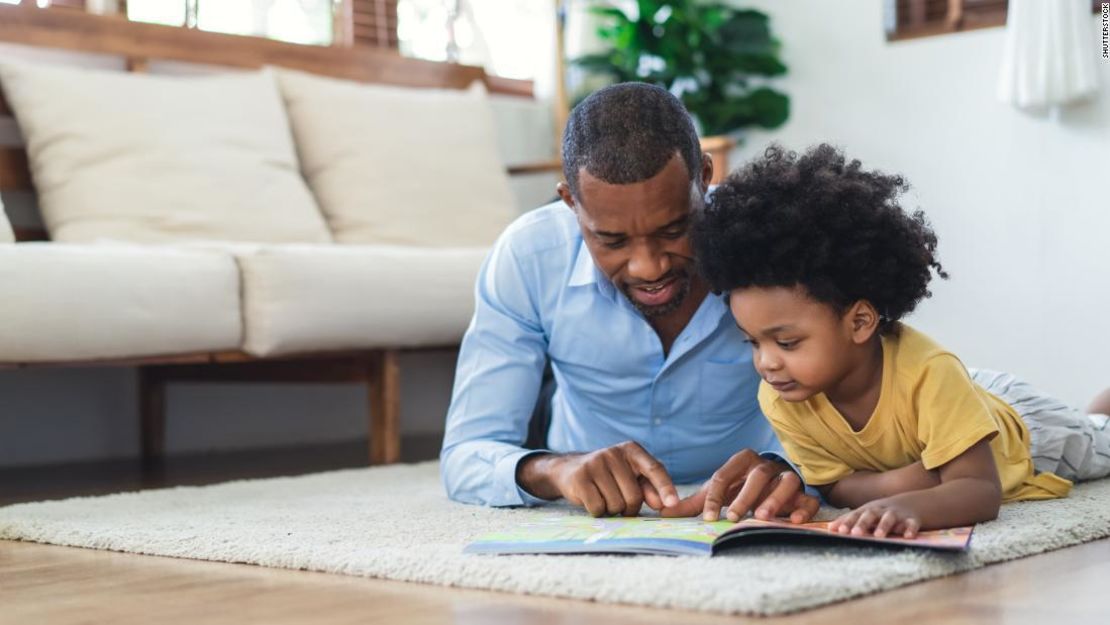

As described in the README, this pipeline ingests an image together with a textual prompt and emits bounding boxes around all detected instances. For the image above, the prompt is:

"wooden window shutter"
[888,0,1009,40]
[350,0,398,49]
[889,0,1104,41]
[43,0,88,8]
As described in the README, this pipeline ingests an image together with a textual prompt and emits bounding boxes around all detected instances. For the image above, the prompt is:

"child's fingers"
[831,511,857,534]
[874,510,899,538]
[902,517,921,539]
[851,509,880,536]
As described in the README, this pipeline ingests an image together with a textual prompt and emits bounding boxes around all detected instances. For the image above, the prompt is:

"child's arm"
[818,461,941,509]
[827,438,1002,538]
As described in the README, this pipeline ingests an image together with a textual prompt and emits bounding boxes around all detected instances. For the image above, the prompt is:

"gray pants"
[970,369,1110,482]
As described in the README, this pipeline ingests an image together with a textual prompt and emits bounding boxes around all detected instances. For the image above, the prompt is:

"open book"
[464,516,973,556]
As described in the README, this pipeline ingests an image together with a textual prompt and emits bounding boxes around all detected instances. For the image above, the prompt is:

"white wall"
[729,0,1110,408]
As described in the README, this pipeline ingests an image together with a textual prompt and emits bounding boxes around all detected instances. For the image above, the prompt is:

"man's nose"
[626,240,669,282]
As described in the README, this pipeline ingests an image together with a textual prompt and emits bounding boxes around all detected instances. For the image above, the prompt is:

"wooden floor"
[2,441,1108,624]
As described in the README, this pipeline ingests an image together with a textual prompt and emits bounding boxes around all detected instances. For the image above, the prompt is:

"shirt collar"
[567,240,619,300]
[568,240,599,287]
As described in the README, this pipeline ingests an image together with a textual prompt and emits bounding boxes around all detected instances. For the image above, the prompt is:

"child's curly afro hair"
[693,144,947,332]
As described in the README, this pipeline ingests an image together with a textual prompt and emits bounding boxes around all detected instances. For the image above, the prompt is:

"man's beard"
[621,270,692,318]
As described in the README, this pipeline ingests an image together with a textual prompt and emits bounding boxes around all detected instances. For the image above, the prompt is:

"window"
[396,0,551,81]
[0,0,85,6]
[886,0,1007,40]
[126,0,337,46]
[15,1,400,49]
[887,0,1104,41]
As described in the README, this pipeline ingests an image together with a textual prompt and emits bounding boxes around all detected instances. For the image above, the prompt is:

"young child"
[691,144,1110,538]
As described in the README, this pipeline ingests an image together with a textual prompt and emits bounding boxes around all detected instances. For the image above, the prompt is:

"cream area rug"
[2,461,1110,616]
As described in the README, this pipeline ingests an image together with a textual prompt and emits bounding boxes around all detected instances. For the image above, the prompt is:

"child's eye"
[777,340,798,350]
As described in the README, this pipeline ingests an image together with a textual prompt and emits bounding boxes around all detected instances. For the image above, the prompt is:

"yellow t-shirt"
[758,324,1072,502]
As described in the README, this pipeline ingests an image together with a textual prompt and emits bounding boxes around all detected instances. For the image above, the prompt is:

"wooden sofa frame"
[0,4,553,468]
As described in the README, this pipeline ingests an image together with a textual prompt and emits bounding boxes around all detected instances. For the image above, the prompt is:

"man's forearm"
[823,462,941,508]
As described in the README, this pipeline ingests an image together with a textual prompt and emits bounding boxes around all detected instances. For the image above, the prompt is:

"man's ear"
[846,300,880,344]
[699,152,714,192]
[556,182,576,211]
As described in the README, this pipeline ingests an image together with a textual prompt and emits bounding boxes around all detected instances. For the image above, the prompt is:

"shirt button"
[653,417,662,425]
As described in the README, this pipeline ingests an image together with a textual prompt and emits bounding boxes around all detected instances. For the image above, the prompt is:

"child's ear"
[847,300,880,344]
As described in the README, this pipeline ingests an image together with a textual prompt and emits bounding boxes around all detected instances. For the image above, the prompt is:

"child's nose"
[759,351,783,371]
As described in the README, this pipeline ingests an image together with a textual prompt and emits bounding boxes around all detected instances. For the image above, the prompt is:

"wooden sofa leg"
[138,366,167,470]
[368,350,401,465]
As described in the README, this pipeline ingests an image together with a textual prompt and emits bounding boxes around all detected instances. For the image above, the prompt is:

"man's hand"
[828,498,922,539]
[516,442,680,517]
[661,449,819,523]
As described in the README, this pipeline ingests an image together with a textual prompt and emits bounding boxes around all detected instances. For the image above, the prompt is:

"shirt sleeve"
[758,386,855,487]
[439,232,553,507]
[914,354,1000,470]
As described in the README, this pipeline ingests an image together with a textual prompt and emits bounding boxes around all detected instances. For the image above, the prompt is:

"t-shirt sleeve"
[913,354,1000,470]
[758,385,855,486]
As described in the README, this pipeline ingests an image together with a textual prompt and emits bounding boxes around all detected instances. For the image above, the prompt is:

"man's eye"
[660,228,686,239]
[603,239,626,250]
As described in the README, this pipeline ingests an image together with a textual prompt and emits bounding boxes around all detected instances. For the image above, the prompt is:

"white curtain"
[997,0,1099,109]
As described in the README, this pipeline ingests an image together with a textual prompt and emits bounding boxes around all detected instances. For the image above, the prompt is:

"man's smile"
[629,276,678,307]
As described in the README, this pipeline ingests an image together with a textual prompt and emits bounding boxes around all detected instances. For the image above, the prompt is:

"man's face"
[559,153,708,318]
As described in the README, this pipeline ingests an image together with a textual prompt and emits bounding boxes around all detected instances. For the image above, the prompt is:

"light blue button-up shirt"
[440,202,785,507]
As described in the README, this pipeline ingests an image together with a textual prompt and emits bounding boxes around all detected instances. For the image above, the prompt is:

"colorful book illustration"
[464,516,973,556]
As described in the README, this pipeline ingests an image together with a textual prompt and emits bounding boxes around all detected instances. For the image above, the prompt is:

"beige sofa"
[0,10,558,465]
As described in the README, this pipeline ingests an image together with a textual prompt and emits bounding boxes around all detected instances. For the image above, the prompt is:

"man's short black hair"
[693,144,948,332]
[561,82,702,198]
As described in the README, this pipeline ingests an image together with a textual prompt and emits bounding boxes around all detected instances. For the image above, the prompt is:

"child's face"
[729,285,859,402]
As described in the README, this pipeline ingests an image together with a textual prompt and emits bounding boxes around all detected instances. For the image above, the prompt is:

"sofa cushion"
[0,244,242,362]
[276,69,516,246]
[0,195,12,243]
[0,62,331,244]
[236,244,488,356]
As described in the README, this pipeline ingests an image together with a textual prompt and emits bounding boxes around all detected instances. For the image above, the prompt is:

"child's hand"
[828,499,922,538]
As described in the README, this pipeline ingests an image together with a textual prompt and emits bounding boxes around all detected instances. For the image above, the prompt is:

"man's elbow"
[439,444,489,506]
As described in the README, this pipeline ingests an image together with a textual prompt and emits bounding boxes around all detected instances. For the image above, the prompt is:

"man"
[441,83,817,522]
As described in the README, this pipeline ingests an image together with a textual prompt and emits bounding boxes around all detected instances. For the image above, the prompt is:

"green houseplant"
[572,0,789,138]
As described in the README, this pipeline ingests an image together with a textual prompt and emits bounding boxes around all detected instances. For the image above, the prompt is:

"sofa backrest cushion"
[0,62,332,244]
[276,68,516,246]
[0,194,12,243]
